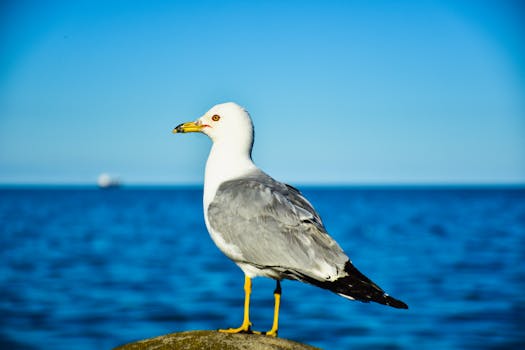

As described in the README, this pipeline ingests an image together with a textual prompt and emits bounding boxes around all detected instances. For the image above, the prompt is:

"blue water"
[1,187,524,349]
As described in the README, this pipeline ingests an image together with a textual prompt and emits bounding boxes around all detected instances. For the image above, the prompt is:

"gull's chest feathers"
[203,143,256,210]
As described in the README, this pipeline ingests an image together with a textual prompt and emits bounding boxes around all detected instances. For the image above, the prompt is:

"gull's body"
[173,102,407,336]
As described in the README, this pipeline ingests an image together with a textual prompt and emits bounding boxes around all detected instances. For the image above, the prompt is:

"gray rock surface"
[113,330,321,350]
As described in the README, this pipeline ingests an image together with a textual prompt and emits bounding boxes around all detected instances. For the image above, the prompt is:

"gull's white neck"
[203,140,257,209]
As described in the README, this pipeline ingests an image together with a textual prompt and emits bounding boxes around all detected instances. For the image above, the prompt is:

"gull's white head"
[173,102,254,154]
[174,102,258,206]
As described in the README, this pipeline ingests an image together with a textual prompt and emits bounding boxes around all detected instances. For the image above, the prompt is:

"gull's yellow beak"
[172,121,203,134]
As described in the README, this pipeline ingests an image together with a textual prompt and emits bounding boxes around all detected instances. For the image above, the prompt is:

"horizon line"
[1,182,524,189]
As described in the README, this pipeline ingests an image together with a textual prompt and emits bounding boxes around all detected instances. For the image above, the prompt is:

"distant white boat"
[97,173,121,189]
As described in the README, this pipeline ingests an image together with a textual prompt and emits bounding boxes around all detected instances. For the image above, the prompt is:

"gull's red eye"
[211,115,220,122]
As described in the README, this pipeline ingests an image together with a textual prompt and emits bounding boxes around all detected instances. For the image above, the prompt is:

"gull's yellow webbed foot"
[219,276,254,334]
[219,321,253,334]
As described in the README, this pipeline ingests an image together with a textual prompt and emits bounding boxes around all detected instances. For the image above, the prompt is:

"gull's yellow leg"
[219,275,253,333]
[264,280,281,337]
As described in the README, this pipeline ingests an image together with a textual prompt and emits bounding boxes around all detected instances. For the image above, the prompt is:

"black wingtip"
[384,295,409,309]
[334,261,409,309]
[289,260,409,309]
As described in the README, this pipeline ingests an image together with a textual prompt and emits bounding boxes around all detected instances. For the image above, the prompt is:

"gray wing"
[207,171,349,282]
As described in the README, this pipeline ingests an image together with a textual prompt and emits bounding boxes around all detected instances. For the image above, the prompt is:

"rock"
[113,330,321,350]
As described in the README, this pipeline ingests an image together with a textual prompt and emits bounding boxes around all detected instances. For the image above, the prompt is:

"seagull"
[172,102,408,336]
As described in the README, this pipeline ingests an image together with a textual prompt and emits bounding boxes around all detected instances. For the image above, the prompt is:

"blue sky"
[1,0,524,185]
